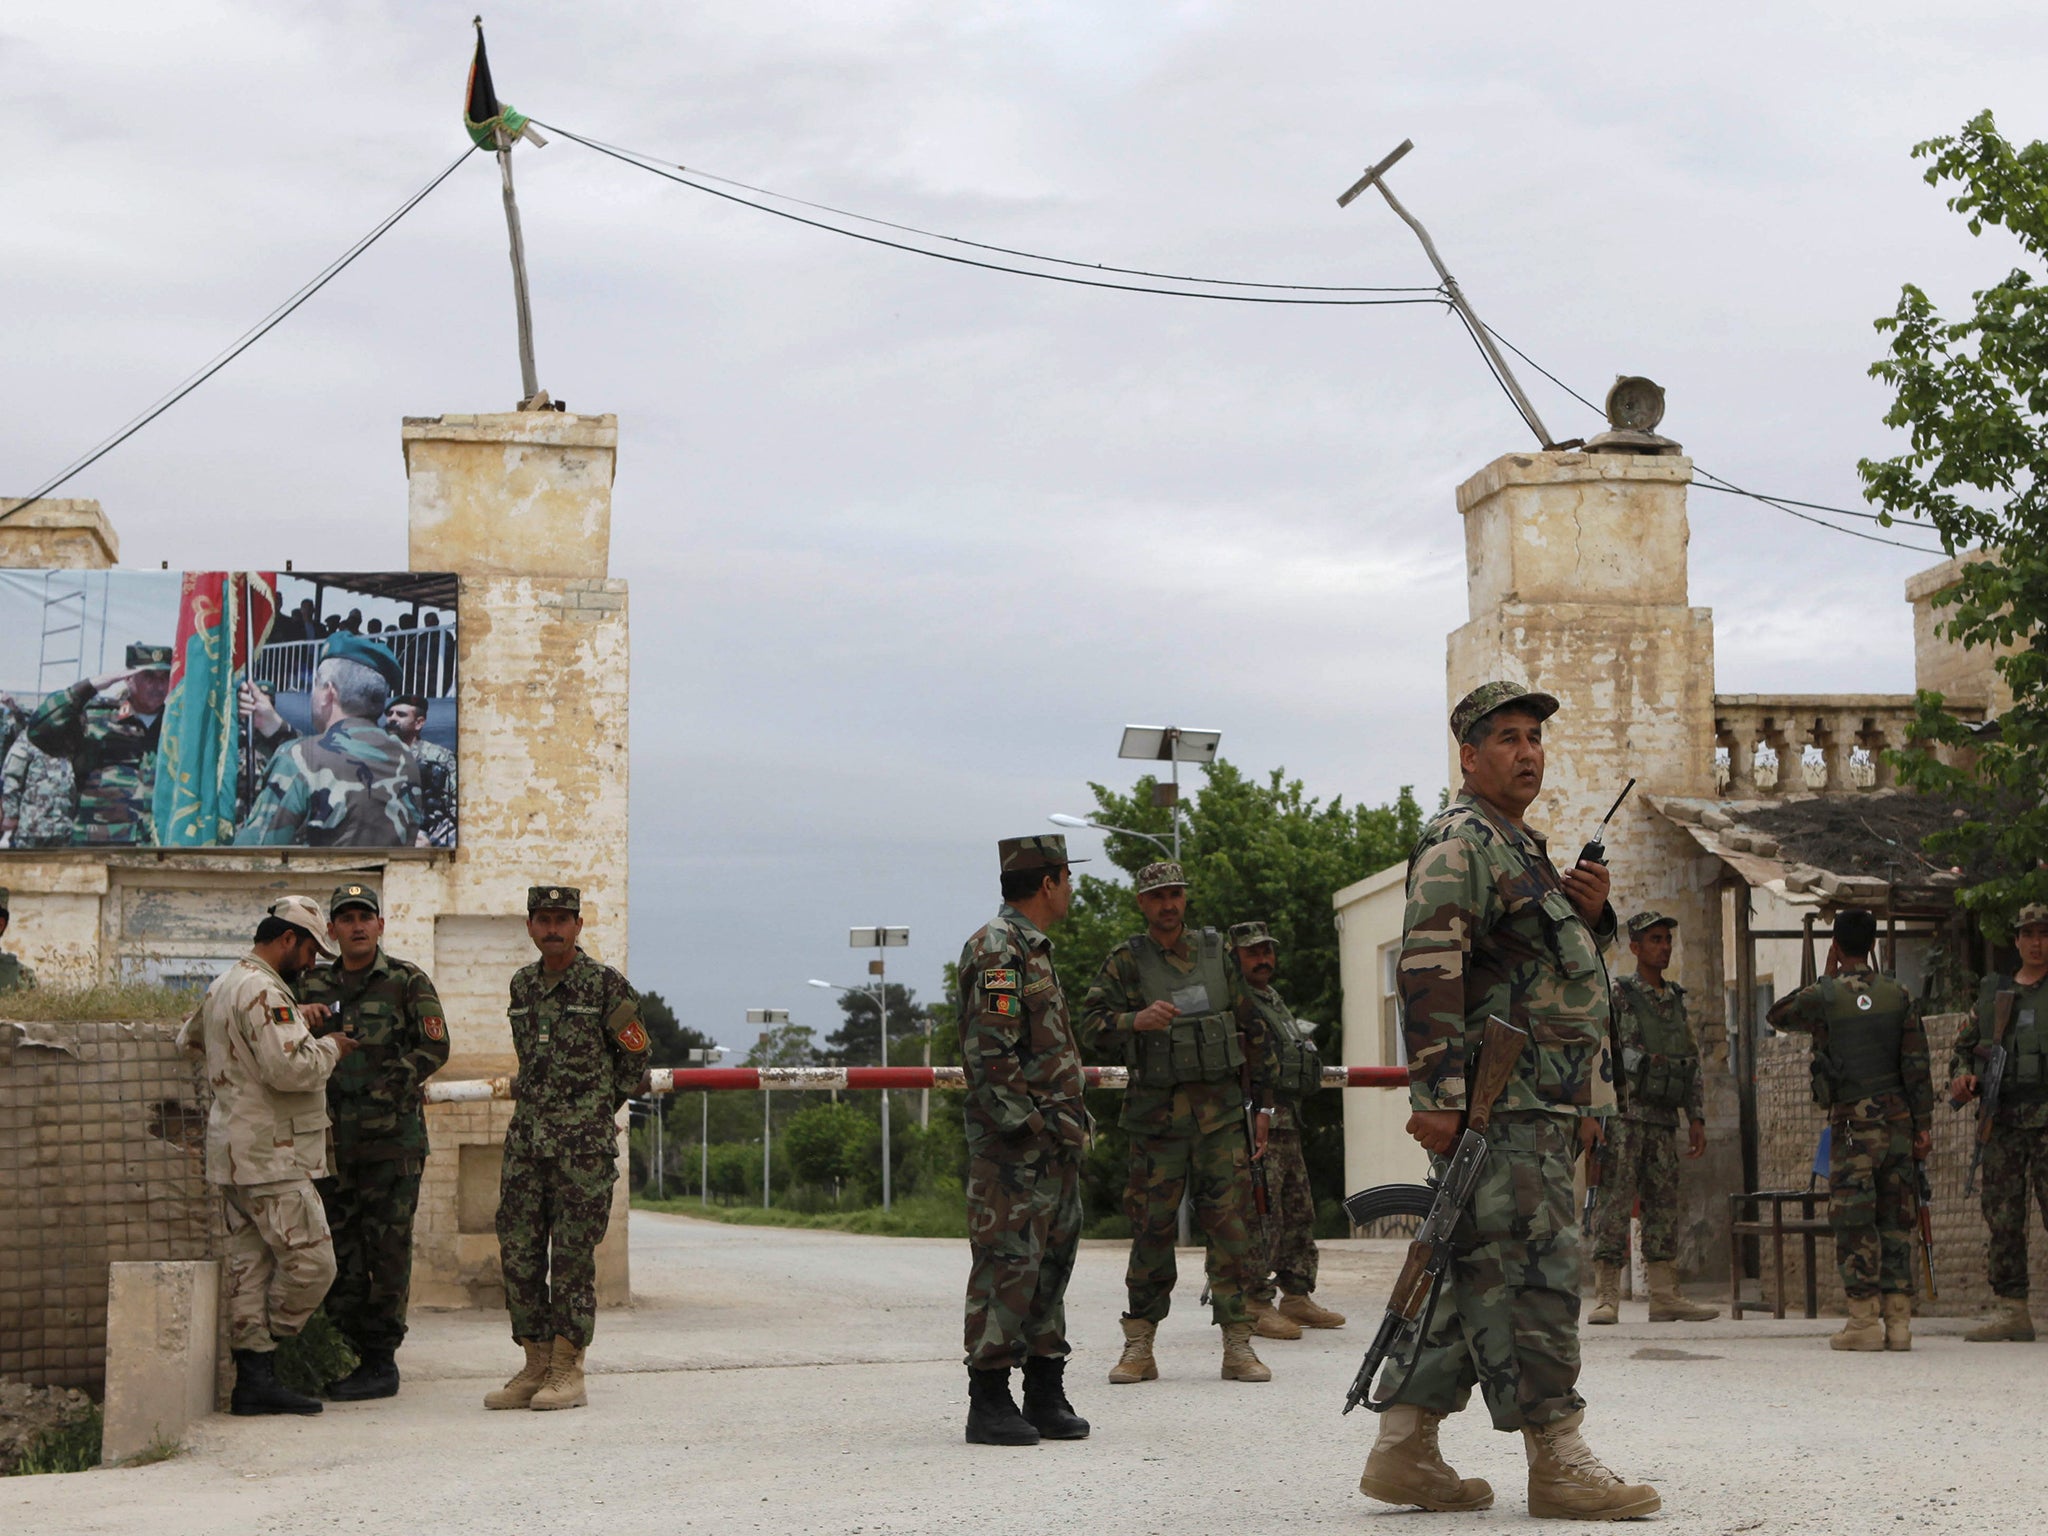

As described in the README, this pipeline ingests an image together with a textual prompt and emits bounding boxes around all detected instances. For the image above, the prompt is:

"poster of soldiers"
[0,569,458,850]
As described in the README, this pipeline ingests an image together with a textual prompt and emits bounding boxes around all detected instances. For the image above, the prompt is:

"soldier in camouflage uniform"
[297,882,449,1399]
[1231,920,1345,1339]
[1081,860,1276,1385]
[1768,908,1933,1351]
[486,884,649,1413]
[1947,902,2048,1343]
[1589,912,1717,1325]
[235,632,423,847]
[2,729,78,849]
[384,695,457,847]
[1361,681,1657,1521]
[0,889,35,994]
[25,643,171,845]
[955,834,1091,1446]
[0,693,26,776]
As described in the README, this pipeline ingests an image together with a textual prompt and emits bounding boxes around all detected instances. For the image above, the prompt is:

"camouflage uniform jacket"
[26,681,158,845]
[1400,793,1618,1119]
[1080,928,1272,1137]
[414,739,458,847]
[1949,972,2048,1132]
[2,735,75,850]
[176,954,344,1185]
[0,701,25,774]
[234,718,423,847]
[1768,965,1933,1135]
[956,904,1088,1157]
[0,951,34,993]
[1610,973,1705,1128]
[1248,983,1310,1131]
[505,948,649,1160]
[297,948,450,1166]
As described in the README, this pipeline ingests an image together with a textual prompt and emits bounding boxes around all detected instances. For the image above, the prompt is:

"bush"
[783,1102,881,1202]
[6,1406,102,1476]
[0,981,198,1022]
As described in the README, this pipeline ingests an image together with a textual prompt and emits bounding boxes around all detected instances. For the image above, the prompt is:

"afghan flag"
[151,572,278,847]
[465,21,537,150]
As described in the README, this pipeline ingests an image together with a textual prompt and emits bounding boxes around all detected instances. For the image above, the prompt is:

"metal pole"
[495,129,541,403]
[762,1089,771,1209]
[654,1092,664,1199]
[701,1088,710,1206]
[877,964,892,1211]
[920,1020,931,1130]
[1337,140,1555,449]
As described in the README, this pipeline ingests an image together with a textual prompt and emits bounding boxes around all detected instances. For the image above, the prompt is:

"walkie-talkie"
[1578,778,1637,867]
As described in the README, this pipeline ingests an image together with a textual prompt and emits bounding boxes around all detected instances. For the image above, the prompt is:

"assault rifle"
[1343,1013,1528,1414]
[1954,991,2012,1197]
[1581,1124,1608,1237]
[1914,1159,1939,1301]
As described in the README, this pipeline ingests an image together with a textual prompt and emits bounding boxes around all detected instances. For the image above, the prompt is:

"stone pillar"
[1446,449,1734,1273]
[1906,553,2012,715]
[394,412,634,1311]
[0,499,119,568]
[102,1260,219,1462]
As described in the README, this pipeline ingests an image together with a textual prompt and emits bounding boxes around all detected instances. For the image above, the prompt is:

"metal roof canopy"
[298,572,458,611]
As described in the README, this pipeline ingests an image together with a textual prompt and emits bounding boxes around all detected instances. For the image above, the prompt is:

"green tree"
[819,982,930,1066]
[1057,759,1425,1226]
[638,990,717,1068]
[783,1101,882,1203]
[1860,110,2048,922]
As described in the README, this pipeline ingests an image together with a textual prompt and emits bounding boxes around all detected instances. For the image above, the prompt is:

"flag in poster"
[152,572,277,846]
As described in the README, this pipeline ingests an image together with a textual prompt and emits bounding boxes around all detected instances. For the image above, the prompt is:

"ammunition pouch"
[1270,1031,1322,1101]
[1128,1011,1244,1088]
[1624,1047,1696,1111]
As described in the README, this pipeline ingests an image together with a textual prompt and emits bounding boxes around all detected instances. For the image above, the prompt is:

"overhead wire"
[2,144,479,526]
[533,119,1450,309]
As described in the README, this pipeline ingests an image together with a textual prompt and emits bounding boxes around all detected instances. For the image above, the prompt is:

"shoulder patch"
[616,1018,649,1053]
[422,1015,446,1042]
[985,994,1022,1019]
[268,1005,295,1026]
[983,968,1019,992]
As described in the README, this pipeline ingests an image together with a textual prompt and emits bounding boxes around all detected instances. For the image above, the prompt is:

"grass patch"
[123,1432,181,1468]
[0,981,198,1022]
[635,1191,967,1239]
[7,1406,102,1476]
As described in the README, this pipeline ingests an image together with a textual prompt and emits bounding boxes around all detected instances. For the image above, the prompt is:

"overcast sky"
[4,3,2039,1051]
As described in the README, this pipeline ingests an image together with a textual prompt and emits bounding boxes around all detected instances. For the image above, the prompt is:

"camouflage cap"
[1135,861,1187,895]
[1450,680,1560,742]
[329,882,381,917]
[1228,920,1276,951]
[268,895,339,959]
[321,631,403,694]
[126,643,172,671]
[998,834,1086,875]
[2016,903,2048,931]
[1626,910,1678,937]
[528,884,582,915]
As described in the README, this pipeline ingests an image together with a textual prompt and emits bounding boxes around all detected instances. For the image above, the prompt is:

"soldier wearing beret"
[236,632,423,847]
[25,642,172,845]
[1081,860,1277,1387]
[955,834,1091,1447]
[384,694,458,847]
[0,889,35,994]
[1230,920,1344,1339]
[1588,912,1717,1326]
[486,885,649,1413]
[1946,902,2048,1343]
[296,883,450,1399]
[1362,681,1656,1520]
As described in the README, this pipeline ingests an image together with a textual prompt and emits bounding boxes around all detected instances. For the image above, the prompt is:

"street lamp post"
[812,921,909,1212]
[744,1010,787,1207]
[689,1043,731,1205]
[1117,725,1220,860]
[1048,812,1176,860]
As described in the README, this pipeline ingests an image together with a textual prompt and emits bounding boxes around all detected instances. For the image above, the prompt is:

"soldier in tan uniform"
[178,895,358,1415]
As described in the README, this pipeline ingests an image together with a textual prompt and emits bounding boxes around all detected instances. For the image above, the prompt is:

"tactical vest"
[1999,978,2048,1097]
[1125,928,1244,1088]
[1621,980,1697,1111]
[1813,975,1907,1106]
[1254,989,1322,1103]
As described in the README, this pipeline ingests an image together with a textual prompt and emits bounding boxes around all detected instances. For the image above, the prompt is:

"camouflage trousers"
[1124,1122,1257,1326]
[497,1148,617,1348]
[1591,1114,1682,1266]
[1829,1113,1916,1299]
[963,1145,1082,1369]
[1391,1114,1584,1432]
[1248,1122,1319,1303]
[220,1178,337,1352]
[317,1156,424,1352]
[1978,1118,2048,1299]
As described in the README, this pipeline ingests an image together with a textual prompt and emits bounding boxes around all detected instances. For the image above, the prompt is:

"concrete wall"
[1332,862,1426,1203]
[1907,554,2013,714]
[0,499,119,568]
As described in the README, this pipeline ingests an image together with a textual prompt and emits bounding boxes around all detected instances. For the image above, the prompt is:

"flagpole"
[496,127,541,404]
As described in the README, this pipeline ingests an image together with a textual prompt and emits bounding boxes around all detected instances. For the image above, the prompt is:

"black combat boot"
[1020,1354,1090,1440]
[327,1345,400,1401]
[230,1347,324,1416]
[964,1367,1040,1446]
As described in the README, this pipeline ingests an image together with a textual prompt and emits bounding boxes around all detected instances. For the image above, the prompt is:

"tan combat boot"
[1107,1316,1159,1384]
[1830,1295,1884,1352]
[1358,1403,1494,1511]
[1646,1261,1720,1322]
[1881,1293,1912,1351]
[1964,1296,2036,1342]
[1523,1410,1662,1520]
[1248,1297,1303,1339]
[1279,1292,1347,1329]
[1587,1264,1622,1326]
[528,1336,588,1410]
[1219,1321,1271,1382]
[483,1339,551,1410]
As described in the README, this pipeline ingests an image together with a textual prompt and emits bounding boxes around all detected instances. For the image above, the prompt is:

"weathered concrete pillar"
[0,498,119,568]
[102,1260,219,1462]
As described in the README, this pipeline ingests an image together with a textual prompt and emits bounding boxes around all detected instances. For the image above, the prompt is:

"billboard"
[0,570,457,850]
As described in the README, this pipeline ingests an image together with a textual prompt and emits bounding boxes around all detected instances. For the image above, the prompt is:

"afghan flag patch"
[616,1019,650,1053]
[985,994,1022,1019]
[983,968,1019,991]
[269,1005,295,1026]
[422,1015,447,1043]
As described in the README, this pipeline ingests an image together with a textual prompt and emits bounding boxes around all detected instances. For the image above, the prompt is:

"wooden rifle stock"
[1467,1013,1526,1135]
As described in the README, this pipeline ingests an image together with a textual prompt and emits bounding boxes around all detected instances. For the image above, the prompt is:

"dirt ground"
[8,1213,2043,1532]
